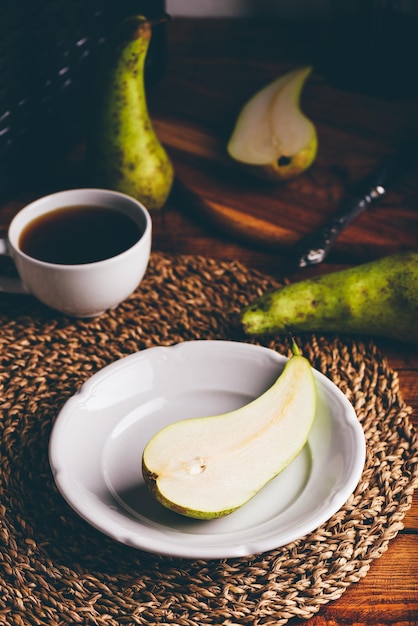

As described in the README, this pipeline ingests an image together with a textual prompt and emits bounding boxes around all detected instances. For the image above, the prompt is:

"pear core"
[142,351,316,519]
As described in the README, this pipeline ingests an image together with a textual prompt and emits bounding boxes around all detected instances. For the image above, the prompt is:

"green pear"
[142,343,316,519]
[88,15,174,210]
[227,66,317,181]
[240,251,418,344]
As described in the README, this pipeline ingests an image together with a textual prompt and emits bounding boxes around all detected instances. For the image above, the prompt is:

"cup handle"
[0,237,29,294]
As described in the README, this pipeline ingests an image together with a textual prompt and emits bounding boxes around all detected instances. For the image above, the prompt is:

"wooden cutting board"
[151,65,418,263]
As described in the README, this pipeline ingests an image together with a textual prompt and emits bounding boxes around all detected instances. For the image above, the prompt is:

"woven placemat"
[1,251,417,626]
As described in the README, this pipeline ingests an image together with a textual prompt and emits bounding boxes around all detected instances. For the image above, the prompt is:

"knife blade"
[294,139,418,268]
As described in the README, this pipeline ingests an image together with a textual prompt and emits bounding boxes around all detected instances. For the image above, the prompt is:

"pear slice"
[142,345,316,519]
[227,66,317,181]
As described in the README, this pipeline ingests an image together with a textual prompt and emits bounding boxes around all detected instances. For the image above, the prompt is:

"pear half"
[227,66,317,181]
[142,346,316,519]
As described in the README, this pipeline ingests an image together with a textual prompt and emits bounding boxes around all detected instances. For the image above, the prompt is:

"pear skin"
[88,15,174,210]
[240,251,418,344]
[142,344,316,519]
[227,66,317,181]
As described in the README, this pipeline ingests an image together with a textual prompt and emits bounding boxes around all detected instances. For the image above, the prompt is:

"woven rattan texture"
[0,252,417,626]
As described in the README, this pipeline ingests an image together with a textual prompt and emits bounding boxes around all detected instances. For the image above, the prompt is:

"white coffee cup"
[0,188,152,317]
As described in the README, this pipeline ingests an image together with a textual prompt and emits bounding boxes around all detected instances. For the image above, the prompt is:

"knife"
[294,139,418,268]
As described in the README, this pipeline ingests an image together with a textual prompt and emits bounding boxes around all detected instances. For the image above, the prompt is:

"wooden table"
[1,16,417,626]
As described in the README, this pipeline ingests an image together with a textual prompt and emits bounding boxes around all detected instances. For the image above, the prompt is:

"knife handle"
[296,185,386,267]
[294,138,418,268]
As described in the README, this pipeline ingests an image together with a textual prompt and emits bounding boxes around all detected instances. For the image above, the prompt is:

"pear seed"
[187,458,206,475]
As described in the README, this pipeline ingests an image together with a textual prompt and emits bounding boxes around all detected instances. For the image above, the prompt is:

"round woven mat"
[1,251,417,626]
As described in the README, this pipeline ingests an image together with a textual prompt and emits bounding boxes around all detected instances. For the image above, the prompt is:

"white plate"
[49,340,365,559]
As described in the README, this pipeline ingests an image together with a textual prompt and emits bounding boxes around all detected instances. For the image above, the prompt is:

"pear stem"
[287,331,301,357]
[149,13,171,28]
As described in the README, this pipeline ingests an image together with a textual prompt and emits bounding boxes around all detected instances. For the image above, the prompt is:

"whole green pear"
[88,15,174,210]
[240,251,418,344]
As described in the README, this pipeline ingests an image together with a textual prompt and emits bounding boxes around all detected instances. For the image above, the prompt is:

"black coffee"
[19,205,143,265]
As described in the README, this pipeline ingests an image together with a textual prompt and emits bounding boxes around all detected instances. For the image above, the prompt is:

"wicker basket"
[0,0,166,201]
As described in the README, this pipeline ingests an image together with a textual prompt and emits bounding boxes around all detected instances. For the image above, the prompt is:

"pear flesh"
[240,251,418,345]
[142,349,316,519]
[88,15,174,210]
[227,66,317,181]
